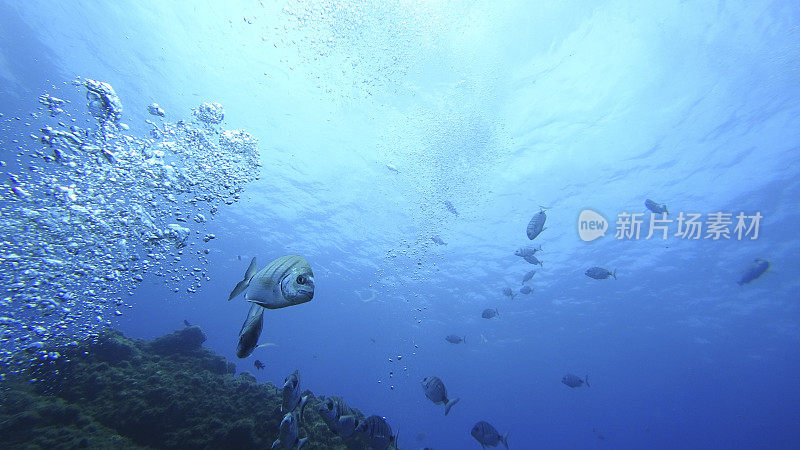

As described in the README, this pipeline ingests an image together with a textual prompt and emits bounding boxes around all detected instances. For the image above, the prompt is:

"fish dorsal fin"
[228,257,258,301]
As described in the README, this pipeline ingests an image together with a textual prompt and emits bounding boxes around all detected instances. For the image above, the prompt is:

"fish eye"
[296,275,306,285]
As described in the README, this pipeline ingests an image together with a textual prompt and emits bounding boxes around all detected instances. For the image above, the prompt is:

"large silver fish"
[421,376,460,415]
[228,255,315,308]
[526,207,547,240]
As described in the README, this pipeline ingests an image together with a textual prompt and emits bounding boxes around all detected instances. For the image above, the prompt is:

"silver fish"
[481,308,498,319]
[421,376,460,415]
[471,421,508,449]
[236,303,264,358]
[272,412,307,449]
[522,270,536,284]
[562,373,589,388]
[523,253,542,266]
[585,267,616,280]
[318,396,358,438]
[282,370,309,415]
[147,103,165,117]
[356,415,398,450]
[228,255,314,309]
[645,199,668,214]
[514,245,542,259]
[526,207,547,240]
[519,286,532,295]
[334,414,359,438]
[431,235,447,246]
[738,259,769,285]
[444,200,459,216]
[445,335,465,344]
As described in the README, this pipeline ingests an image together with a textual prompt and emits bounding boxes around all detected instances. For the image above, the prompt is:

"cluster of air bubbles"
[0,77,260,377]
[264,0,453,98]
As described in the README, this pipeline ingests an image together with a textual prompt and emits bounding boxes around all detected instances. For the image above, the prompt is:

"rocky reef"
[0,326,372,449]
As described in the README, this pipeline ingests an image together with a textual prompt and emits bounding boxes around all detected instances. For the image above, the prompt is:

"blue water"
[2,1,800,448]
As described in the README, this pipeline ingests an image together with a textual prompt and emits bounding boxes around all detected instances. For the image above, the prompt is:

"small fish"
[421,376,460,415]
[562,373,589,388]
[356,415,398,450]
[519,286,532,295]
[593,428,606,440]
[471,421,509,449]
[502,287,515,299]
[183,319,191,327]
[254,360,265,370]
[444,200,459,216]
[445,335,465,344]
[147,103,165,117]
[228,255,314,309]
[514,245,542,258]
[282,370,309,415]
[522,270,536,284]
[386,163,399,173]
[272,411,307,450]
[645,199,668,214]
[738,259,770,285]
[526,207,548,240]
[585,267,616,280]
[515,245,543,265]
[431,235,447,245]
[481,308,499,319]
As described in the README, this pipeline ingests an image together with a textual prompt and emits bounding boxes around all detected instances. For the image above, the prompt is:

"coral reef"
[0,327,373,449]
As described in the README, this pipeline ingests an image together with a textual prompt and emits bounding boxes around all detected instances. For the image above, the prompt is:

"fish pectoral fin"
[228,279,249,301]
[255,342,277,349]
[228,257,258,301]
[271,439,280,449]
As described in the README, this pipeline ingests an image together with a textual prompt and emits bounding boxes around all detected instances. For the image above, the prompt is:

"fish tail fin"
[502,430,510,449]
[271,439,280,449]
[586,374,590,388]
[393,427,400,449]
[299,395,309,422]
[463,335,467,344]
[297,437,308,449]
[537,245,543,252]
[228,257,258,301]
[444,397,460,415]
[496,308,499,317]
[665,205,669,215]
[612,269,617,279]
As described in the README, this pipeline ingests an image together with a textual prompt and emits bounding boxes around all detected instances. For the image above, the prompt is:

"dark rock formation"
[0,328,377,449]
